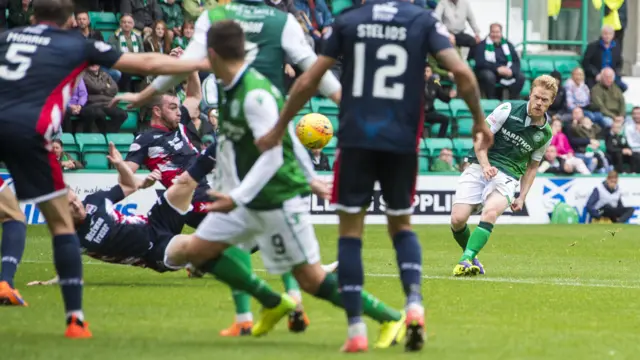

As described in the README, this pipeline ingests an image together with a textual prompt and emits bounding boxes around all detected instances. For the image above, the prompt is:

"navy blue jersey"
[322,1,452,153]
[77,186,152,258]
[0,25,122,130]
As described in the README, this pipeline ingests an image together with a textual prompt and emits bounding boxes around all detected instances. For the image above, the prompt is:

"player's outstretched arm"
[112,52,209,77]
[107,143,140,197]
[255,56,336,152]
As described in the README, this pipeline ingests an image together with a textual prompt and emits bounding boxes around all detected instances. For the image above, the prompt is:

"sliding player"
[451,75,555,276]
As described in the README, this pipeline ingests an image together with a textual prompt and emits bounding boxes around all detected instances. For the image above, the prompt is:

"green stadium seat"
[326,114,339,131]
[310,97,339,116]
[425,138,453,158]
[418,156,430,173]
[481,99,501,116]
[626,103,635,115]
[120,111,139,131]
[100,30,114,41]
[293,114,305,127]
[520,79,531,98]
[75,133,108,153]
[527,59,555,78]
[449,99,470,118]
[506,100,528,108]
[520,59,532,79]
[325,136,338,149]
[554,59,579,78]
[83,153,109,170]
[467,59,476,69]
[60,133,81,160]
[457,118,473,137]
[89,12,118,31]
[430,123,451,137]
[434,99,452,117]
[452,138,473,158]
[106,133,134,153]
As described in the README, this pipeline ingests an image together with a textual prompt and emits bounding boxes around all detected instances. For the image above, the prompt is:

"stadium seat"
[310,97,338,115]
[75,133,108,153]
[520,79,531,99]
[506,100,527,108]
[626,103,635,115]
[457,118,473,137]
[326,114,339,131]
[120,111,139,131]
[434,99,452,117]
[89,12,118,31]
[430,123,451,137]
[520,59,532,79]
[554,59,579,78]
[100,31,114,41]
[425,138,453,158]
[83,153,109,170]
[452,138,473,158]
[61,133,81,160]
[419,156,430,173]
[449,99,470,118]
[293,114,305,127]
[106,133,134,153]
[481,99,501,116]
[527,59,555,78]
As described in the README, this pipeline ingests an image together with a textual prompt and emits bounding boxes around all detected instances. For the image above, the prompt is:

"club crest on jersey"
[94,41,112,52]
[85,204,98,215]
[533,131,544,143]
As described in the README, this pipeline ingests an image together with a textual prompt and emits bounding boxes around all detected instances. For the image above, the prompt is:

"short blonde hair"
[532,74,558,99]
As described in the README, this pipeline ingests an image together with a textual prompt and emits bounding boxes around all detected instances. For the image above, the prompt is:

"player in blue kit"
[0,0,207,337]
[256,0,493,352]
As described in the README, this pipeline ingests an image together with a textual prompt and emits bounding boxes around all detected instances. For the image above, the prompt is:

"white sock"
[67,310,84,322]
[347,322,367,338]
[288,289,303,307]
[405,302,425,316]
[236,312,253,323]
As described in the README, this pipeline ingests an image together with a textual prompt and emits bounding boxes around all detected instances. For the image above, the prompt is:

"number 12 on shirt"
[351,43,408,100]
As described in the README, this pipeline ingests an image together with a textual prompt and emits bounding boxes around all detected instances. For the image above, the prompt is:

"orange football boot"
[340,335,368,353]
[65,315,92,339]
[219,321,253,337]
[0,281,27,306]
[404,306,425,352]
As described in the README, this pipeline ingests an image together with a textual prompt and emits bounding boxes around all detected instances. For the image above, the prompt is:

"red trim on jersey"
[330,148,342,204]
[151,124,170,131]
[178,123,197,151]
[36,62,88,191]
[0,177,4,187]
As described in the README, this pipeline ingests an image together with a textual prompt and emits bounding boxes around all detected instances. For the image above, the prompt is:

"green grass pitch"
[3,224,640,360]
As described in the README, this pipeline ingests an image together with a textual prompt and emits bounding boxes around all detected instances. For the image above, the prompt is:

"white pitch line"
[19,259,640,290]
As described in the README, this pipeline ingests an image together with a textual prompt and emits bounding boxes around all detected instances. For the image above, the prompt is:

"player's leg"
[332,148,377,350]
[2,130,90,338]
[219,240,255,337]
[377,151,424,351]
[0,181,28,306]
[450,164,487,276]
[254,202,404,351]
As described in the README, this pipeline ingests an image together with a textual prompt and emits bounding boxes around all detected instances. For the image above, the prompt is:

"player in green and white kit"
[451,75,557,276]
[163,21,406,350]
[115,0,342,335]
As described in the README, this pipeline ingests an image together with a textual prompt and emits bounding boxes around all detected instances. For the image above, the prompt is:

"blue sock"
[53,234,83,314]
[0,220,26,288]
[187,142,216,182]
[393,230,423,306]
[337,237,363,325]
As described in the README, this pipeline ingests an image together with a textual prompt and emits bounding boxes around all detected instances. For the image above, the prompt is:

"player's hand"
[511,197,524,212]
[255,128,285,152]
[310,178,332,200]
[170,47,184,58]
[481,165,498,180]
[106,142,123,165]
[141,169,162,189]
[206,190,237,213]
[110,92,145,109]
[472,122,494,153]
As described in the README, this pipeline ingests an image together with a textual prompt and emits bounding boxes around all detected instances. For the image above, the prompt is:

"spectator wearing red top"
[550,117,590,174]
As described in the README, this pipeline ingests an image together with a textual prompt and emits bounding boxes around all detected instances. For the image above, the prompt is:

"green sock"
[281,272,301,295]
[313,274,402,323]
[460,221,494,262]
[229,247,252,315]
[452,224,471,250]
[205,247,281,308]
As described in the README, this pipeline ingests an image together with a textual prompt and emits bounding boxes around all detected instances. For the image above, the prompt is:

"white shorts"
[453,164,519,206]
[194,196,320,274]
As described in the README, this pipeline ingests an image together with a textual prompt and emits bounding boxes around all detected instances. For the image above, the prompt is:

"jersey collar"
[223,62,250,91]
[524,101,550,128]
[151,124,171,132]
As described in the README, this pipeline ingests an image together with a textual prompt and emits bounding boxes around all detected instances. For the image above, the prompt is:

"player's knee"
[184,237,228,266]
[292,263,325,294]
[450,209,469,230]
[164,235,191,268]
[480,208,499,224]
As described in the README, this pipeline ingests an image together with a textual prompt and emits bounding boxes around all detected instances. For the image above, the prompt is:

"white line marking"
[20,259,640,290]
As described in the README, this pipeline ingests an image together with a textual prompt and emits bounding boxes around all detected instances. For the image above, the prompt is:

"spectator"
[7,0,32,28]
[586,170,634,223]
[183,0,217,22]
[423,64,454,138]
[159,0,184,38]
[624,107,640,172]
[550,117,590,174]
[538,145,575,175]
[172,21,194,49]
[144,20,172,54]
[563,67,605,125]
[52,140,84,171]
[590,67,625,128]
[63,78,88,134]
[264,0,297,14]
[569,111,611,173]
[581,25,626,91]
[183,95,215,150]
[81,65,128,134]
[207,108,218,132]
[430,148,458,172]
[473,23,524,100]
[75,12,103,41]
[434,0,481,54]
[548,71,566,116]
[427,54,454,82]
[295,0,333,51]
[309,149,330,171]
[120,0,162,35]
[606,121,634,173]
[108,14,145,91]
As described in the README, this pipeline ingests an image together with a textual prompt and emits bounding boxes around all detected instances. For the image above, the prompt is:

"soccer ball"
[295,113,334,150]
